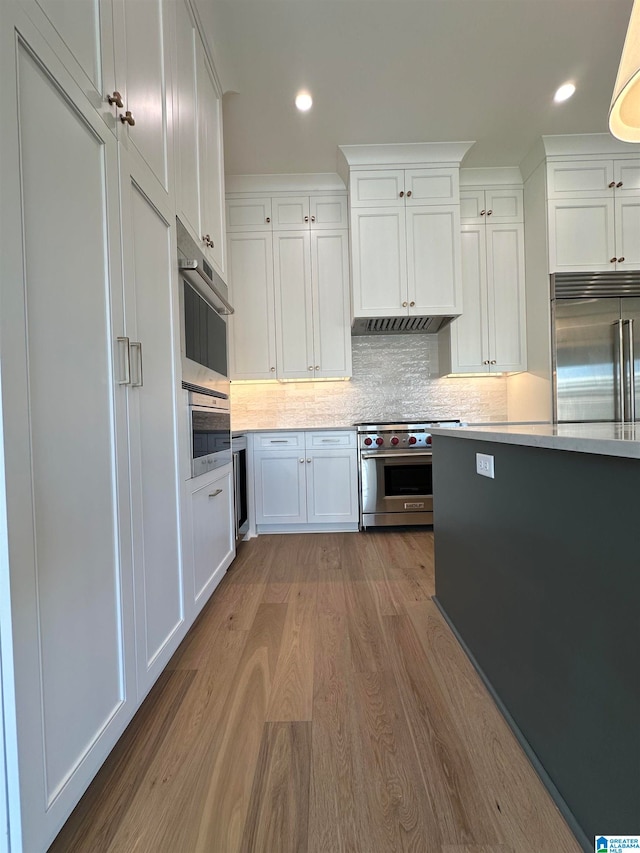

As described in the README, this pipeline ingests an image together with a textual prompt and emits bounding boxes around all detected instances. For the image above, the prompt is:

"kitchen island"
[429,423,640,852]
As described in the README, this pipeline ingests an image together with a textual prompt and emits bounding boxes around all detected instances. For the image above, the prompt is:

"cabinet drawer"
[306,430,355,449]
[226,197,272,231]
[255,431,305,449]
[547,160,614,198]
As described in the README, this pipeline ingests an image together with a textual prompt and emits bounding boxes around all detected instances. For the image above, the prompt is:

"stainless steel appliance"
[188,388,231,478]
[232,434,249,542]
[356,419,460,528]
[552,272,640,422]
[177,217,234,398]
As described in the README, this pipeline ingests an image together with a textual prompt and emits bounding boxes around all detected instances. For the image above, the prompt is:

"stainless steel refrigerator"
[551,273,640,423]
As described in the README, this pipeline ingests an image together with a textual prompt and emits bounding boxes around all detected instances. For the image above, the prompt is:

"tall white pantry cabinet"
[0,1,229,851]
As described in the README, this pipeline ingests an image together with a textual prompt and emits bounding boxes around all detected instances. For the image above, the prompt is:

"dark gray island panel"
[432,435,640,850]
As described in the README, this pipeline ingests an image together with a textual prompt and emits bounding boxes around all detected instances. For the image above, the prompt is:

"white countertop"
[430,422,640,460]
[232,426,355,436]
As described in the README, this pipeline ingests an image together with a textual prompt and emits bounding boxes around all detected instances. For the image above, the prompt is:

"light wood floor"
[49,531,581,853]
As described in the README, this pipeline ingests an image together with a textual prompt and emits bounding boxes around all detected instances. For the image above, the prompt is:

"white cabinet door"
[227,232,277,379]
[120,169,184,697]
[448,225,489,372]
[615,196,640,270]
[273,231,314,380]
[487,224,526,372]
[272,196,310,230]
[197,47,226,275]
[226,197,273,231]
[460,190,486,223]
[406,205,461,314]
[112,0,171,198]
[306,450,358,524]
[310,195,348,229]
[28,0,117,131]
[405,168,458,205]
[254,452,307,524]
[484,188,523,223]
[547,160,614,198]
[548,198,616,272]
[311,230,352,378]
[351,207,407,315]
[350,169,405,206]
[190,468,235,606]
[0,19,135,851]
[174,0,201,242]
[614,159,640,194]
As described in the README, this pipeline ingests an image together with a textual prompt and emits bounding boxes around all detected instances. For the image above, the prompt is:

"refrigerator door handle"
[615,319,625,421]
[624,318,636,423]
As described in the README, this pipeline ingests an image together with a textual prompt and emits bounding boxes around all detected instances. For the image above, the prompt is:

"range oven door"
[360,451,434,526]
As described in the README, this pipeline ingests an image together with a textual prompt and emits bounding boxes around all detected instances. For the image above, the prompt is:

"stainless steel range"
[356,419,461,528]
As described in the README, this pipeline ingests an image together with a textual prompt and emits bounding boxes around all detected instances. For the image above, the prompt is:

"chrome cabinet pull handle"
[117,336,131,385]
[209,489,223,498]
[131,341,143,387]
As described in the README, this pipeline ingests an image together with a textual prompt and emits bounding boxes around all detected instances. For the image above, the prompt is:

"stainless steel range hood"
[351,314,456,335]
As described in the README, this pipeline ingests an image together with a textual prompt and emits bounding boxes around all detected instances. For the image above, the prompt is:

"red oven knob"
[375,437,384,446]
[426,435,432,446]
[391,436,399,445]
[363,437,373,446]
[408,436,417,445]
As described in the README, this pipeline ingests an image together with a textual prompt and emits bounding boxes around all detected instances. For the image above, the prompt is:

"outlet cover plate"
[476,452,495,478]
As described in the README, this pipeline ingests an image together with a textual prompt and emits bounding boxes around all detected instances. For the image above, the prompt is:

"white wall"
[507,160,553,422]
[231,334,508,429]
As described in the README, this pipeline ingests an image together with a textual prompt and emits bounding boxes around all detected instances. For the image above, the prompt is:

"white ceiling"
[202,0,634,176]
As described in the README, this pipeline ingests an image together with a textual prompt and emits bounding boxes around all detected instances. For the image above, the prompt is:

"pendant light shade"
[610,0,640,141]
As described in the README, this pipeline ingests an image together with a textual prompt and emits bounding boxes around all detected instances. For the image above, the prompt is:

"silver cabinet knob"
[617,181,623,188]
[299,458,304,463]
[406,190,412,197]
[483,360,490,365]
[610,257,617,263]
[402,301,408,307]
[409,301,415,307]
[487,209,493,216]
[308,366,313,371]
[609,181,616,189]
[270,366,276,372]
[619,256,625,263]
[315,365,320,370]
[266,217,271,223]
[304,216,309,222]
[399,191,404,198]
[307,458,311,463]
[490,359,497,365]
[311,215,316,222]
[480,209,486,216]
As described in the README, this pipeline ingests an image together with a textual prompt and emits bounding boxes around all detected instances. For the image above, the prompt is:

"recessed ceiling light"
[295,91,313,112]
[554,83,576,103]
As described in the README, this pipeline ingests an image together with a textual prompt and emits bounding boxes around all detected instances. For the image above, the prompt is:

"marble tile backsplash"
[230,335,507,429]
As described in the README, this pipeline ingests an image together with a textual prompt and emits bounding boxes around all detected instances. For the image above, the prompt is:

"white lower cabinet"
[187,466,235,611]
[253,431,358,531]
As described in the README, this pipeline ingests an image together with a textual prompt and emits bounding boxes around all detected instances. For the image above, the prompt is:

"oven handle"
[360,451,432,459]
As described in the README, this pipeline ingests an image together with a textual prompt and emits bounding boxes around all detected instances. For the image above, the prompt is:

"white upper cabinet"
[440,183,526,375]
[342,149,468,320]
[350,167,458,207]
[460,188,523,224]
[226,185,351,381]
[227,232,277,379]
[26,0,117,131]
[175,0,226,276]
[546,157,640,272]
[112,0,172,198]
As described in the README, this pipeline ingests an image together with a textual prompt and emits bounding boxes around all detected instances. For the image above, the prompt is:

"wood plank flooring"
[49,531,582,853]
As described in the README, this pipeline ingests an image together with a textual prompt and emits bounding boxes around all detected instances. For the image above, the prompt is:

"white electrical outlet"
[476,452,495,479]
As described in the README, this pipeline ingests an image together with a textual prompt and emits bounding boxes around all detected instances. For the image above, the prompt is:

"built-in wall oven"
[188,389,231,478]
[177,217,234,478]
[357,420,460,528]
[177,217,233,397]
